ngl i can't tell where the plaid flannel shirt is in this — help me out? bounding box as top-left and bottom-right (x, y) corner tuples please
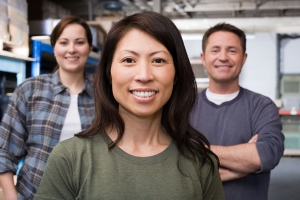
(0, 71), (95, 199)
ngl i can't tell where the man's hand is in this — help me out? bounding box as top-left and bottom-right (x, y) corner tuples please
(249, 134), (258, 143)
(219, 167), (248, 182)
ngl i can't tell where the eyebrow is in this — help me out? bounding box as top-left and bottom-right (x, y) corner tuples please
(210, 45), (238, 49)
(58, 37), (86, 40)
(119, 50), (169, 56)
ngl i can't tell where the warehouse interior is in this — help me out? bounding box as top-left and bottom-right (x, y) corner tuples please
(0, 0), (299, 199)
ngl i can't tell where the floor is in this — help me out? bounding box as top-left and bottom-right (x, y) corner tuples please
(268, 156), (300, 200)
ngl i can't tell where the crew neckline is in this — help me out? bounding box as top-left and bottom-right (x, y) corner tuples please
(101, 134), (177, 165)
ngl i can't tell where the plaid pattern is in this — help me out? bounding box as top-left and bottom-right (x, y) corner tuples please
(0, 71), (95, 199)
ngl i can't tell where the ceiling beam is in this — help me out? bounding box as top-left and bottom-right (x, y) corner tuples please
(184, 1), (300, 12)
(172, 16), (300, 33)
(259, 1), (300, 10)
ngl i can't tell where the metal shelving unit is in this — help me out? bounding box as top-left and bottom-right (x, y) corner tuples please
(0, 52), (34, 85)
(277, 34), (300, 156)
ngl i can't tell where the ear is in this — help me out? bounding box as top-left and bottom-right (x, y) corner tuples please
(242, 53), (248, 65)
(200, 52), (206, 67)
(89, 46), (93, 53)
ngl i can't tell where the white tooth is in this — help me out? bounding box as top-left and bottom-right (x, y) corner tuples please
(132, 91), (156, 98)
(67, 57), (78, 61)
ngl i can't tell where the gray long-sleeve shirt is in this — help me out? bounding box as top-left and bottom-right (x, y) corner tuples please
(190, 87), (285, 200)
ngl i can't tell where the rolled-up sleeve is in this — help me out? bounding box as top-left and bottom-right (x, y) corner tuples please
(0, 86), (28, 174)
(254, 101), (285, 172)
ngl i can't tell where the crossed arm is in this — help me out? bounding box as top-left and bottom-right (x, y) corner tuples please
(210, 134), (261, 182)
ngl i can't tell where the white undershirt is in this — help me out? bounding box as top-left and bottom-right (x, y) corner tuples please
(59, 94), (82, 142)
(206, 88), (240, 105)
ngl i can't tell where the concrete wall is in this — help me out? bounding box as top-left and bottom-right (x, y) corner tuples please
(281, 37), (300, 74)
(239, 32), (277, 100)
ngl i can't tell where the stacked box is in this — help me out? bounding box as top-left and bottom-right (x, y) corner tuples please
(0, 0), (10, 41)
(8, 0), (27, 16)
(7, 0), (29, 55)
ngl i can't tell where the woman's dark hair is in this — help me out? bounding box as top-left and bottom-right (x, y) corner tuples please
(202, 22), (246, 53)
(50, 15), (93, 72)
(77, 11), (219, 171)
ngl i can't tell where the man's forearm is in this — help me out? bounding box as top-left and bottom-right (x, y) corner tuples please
(219, 167), (248, 182)
(211, 143), (261, 173)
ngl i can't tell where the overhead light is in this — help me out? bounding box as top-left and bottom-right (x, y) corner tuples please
(31, 36), (50, 40)
(102, 0), (122, 11)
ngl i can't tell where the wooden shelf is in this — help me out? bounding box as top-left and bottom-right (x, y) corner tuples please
(279, 109), (300, 116)
(190, 59), (202, 65)
(0, 51), (35, 62)
(284, 149), (300, 156)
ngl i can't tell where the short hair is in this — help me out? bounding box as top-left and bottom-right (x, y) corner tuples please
(202, 23), (246, 53)
(77, 11), (218, 171)
(50, 15), (93, 48)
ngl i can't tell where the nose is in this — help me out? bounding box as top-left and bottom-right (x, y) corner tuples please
(134, 62), (154, 83)
(218, 50), (228, 61)
(68, 43), (76, 53)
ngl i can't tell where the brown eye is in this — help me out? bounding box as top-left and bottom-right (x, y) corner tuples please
(153, 58), (165, 63)
(123, 58), (135, 63)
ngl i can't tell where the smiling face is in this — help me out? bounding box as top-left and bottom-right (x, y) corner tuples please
(54, 23), (92, 74)
(110, 29), (175, 119)
(201, 31), (247, 92)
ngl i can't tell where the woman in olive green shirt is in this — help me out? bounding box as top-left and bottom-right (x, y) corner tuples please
(35, 11), (225, 200)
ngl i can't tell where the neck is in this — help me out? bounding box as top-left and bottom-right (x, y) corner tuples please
(208, 80), (240, 94)
(59, 69), (85, 94)
(108, 112), (171, 156)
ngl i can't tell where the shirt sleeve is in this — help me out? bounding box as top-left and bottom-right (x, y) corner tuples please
(0, 85), (28, 173)
(254, 100), (285, 172)
(34, 143), (75, 200)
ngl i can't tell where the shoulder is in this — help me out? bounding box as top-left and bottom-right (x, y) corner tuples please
(16, 74), (53, 91)
(53, 134), (106, 157)
(11, 74), (53, 99)
(194, 89), (207, 106)
(199, 153), (219, 175)
(240, 87), (276, 108)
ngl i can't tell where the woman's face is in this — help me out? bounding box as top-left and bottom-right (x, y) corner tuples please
(110, 29), (175, 119)
(54, 23), (92, 74)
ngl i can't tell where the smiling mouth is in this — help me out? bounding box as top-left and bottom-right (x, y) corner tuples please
(65, 57), (79, 61)
(216, 65), (231, 68)
(131, 91), (157, 98)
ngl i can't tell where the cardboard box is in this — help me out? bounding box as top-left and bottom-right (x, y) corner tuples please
(8, 0), (27, 16)
(0, 16), (10, 41)
(8, 5), (27, 24)
(0, 0), (8, 19)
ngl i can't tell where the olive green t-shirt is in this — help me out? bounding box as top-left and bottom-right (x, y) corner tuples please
(35, 134), (224, 200)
